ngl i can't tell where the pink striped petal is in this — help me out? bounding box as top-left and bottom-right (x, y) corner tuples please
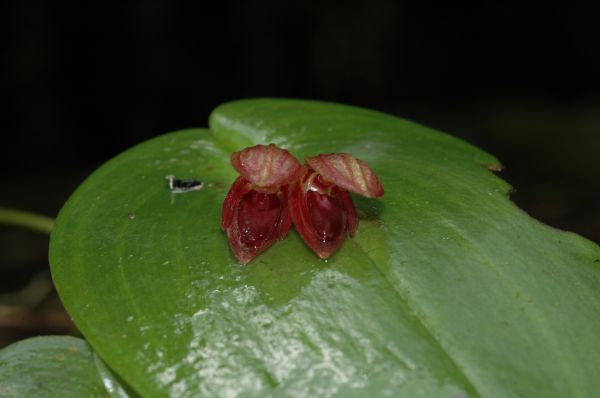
(231, 144), (301, 188)
(306, 153), (384, 198)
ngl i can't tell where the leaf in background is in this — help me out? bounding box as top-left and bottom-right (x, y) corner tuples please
(49, 99), (600, 397)
(0, 335), (133, 397)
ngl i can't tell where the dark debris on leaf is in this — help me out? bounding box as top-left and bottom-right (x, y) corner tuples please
(166, 175), (204, 194)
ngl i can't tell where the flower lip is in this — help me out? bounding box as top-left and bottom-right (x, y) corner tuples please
(305, 153), (384, 198)
(304, 170), (333, 195)
(231, 144), (302, 188)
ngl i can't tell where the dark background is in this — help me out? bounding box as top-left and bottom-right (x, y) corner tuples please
(1, 1), (599, 346)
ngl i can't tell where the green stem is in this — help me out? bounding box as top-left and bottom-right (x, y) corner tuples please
(0, 207), (54, 235)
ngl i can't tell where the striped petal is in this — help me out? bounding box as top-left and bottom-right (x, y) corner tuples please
(231, 144), (301, 188)
(306, 153), (384, 198)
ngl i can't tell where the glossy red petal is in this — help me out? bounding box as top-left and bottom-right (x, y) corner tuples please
(221, 177), (291, 264)
(289, 168), (352, 259)
(221, 176), (250, 231)
(275, 185), (293, 240)
(305, 153), (384, 198)
(231, 144), (301, 188)
(337, 188), (358, 237)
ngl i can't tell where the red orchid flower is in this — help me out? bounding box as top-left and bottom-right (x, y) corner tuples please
(289, 153), (384, 259)
(221, 144), (301, 264)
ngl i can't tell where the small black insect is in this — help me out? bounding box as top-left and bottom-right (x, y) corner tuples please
(165, 175), (203, 194)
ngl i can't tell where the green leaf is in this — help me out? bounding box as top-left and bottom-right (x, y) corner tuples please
(0, 336), (133, 397)
(49, 99), (600, 397)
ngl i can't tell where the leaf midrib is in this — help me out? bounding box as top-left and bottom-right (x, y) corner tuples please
(347, 236), (482, 398)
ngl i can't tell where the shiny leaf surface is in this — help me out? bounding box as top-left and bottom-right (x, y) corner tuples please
(50, 99), (600, 397)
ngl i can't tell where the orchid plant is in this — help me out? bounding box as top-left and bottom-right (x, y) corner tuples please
(221, 144), (384, 263)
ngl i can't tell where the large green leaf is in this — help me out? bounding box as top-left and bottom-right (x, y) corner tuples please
(0, 336), (132, 397)
(49, 99), (600, 397)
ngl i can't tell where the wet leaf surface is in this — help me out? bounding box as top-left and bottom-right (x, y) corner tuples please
(50, 99), (600, 397)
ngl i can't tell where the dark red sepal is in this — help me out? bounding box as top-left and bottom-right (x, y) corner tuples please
(289, 167), (358, 259)
(221, 177), (292, 264)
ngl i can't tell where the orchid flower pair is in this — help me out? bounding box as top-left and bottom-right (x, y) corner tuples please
(221, 144), (384, 264)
